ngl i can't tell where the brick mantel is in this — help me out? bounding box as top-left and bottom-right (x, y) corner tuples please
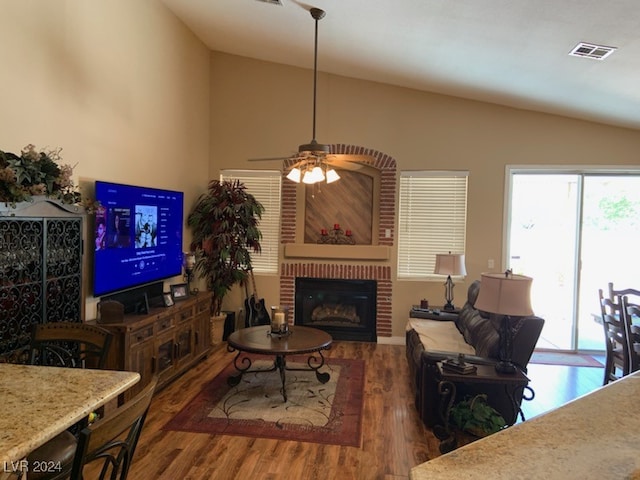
(279, 145), (397, 339)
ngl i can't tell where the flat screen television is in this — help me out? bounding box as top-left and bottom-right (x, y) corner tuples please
(93, 180), (184, 297)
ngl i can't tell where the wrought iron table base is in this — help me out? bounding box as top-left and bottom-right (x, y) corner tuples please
(227, 350), (330, 402)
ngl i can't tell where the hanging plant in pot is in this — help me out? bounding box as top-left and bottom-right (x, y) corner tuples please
(187, 179), (264, 316)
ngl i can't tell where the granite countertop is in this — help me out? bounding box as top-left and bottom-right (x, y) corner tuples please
(410, 371), (640, 479)
(0, 364), (140, 464)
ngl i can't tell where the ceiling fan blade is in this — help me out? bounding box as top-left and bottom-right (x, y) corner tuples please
(290, 0), (314, 13)
(327, 154), (374, 163)
(324, 154), (374, 170)
(248, 155), (291, 162)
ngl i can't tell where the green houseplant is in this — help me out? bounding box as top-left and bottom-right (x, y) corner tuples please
(187, 179), (264, 315)
(449, 394), (507, 438)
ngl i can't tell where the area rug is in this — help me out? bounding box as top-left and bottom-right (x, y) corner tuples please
(163, 356), (365, 447)
(530, 351), (603, 367)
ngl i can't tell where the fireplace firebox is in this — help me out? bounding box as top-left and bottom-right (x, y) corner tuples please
(294, 277), (377, 342)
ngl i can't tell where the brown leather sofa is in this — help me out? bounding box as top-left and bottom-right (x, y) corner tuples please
(406, 280), (544, 427)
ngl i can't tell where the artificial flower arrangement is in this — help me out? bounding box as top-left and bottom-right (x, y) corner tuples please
(0, 144), (82, 206)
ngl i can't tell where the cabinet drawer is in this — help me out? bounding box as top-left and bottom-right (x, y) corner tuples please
(177, 305), (194, 323)
(129, 325), (154, 346)
(195, 299), (210, 315)
(155, 315), (175, 332)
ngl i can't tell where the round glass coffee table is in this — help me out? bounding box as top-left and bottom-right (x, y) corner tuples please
(226, 325), (333, 402)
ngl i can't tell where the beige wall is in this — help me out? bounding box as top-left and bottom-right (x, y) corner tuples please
(1, 0), (211, 318)
(209, 51), (640, 339)
(3, 2), (639, 334)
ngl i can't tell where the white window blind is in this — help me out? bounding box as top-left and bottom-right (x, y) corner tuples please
(398, 171), (468, 278)
(220, 170), (281, 274)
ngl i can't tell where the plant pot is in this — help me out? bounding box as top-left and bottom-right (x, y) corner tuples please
(210, 314), (226, 346)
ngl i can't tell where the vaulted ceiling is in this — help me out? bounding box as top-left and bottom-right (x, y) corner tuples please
(162, 0), (640, 131)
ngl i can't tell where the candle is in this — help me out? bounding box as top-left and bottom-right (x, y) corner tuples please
(345, 229), (352, 236)
(334, 223), (340, 230)
(274, 312), (285, 325)
(321, 228), (328, 236)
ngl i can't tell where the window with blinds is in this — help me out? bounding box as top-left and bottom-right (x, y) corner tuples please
(220, 170), (281, 274)
(397, 171), (468, 278)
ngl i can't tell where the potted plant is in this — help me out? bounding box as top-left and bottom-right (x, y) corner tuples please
(187, 179), (264, 316)
(449, 394), (506, 438)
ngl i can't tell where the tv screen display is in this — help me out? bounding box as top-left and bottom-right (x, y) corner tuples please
(93, 181), (184, 297)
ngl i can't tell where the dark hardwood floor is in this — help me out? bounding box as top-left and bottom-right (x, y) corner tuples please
(118, 342), (603, 480)
(520, 360), (603, 421)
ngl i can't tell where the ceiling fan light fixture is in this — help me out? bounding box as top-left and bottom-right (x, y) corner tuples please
(298, 140), (330, 155)
(311, 165), (325, 182)
(302, 169), (316, 184)
(286, 167), (301, 183)
(326, 168), (340, 183)
(282, 7), (341, 186)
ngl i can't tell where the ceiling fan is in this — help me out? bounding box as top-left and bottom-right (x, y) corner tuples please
(249, 7), (369, 184)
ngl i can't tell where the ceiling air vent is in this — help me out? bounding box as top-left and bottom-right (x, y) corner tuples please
(569, 42), (616, 60)
(256, 0), (282, 5)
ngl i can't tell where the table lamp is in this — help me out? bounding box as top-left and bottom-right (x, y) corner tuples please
(474, 270), (534, 374)
(183, 251), (196, 294)
(434, 253), (467, 311)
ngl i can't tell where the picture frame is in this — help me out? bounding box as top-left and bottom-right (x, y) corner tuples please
(163, 292), (175, 307)
(134, 292), (150, 315)
(170, 283), (189, 301)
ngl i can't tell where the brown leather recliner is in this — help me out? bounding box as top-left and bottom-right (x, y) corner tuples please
(406, 280), (544, 427)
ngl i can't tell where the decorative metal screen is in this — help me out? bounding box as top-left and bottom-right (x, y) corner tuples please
(0, 216), (82, 362)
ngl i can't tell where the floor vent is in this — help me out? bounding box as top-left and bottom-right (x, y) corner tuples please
(569, 42), (616, 60)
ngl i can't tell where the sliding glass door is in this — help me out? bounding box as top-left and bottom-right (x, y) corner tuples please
(507, 170), (640, 352)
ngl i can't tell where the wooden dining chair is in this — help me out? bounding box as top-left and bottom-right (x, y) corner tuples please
(605, 283), (640, 378)
(68, 377), (157, 480)
(607, 282), (640, 308)
(621, 295), (640, 375)
(29, 321), (113, 369)
(599, 289), (630, 385)
(26, 322), (114, 480)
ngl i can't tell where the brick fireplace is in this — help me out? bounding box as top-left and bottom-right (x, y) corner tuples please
(279, 145), (397, 340)
(295, 277), (377, 341)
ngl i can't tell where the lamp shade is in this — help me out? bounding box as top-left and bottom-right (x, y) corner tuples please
(434, 253), (467, 276)
(286, 167), (301, 183)
(302, 169), (315, 184)
(183, 251), (196, 270)
(326, 168), (340, 183)
(311, 166), (325, 182)
(475, 272), (534, 316)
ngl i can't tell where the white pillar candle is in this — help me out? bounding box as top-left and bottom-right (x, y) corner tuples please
(274, 312), (285, 325)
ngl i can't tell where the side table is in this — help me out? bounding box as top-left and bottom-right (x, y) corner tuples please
(409, 306), (460, 321)
(433, 362), (533, 453)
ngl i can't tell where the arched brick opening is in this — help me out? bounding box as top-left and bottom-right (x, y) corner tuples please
(279, 145), (397, 339)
